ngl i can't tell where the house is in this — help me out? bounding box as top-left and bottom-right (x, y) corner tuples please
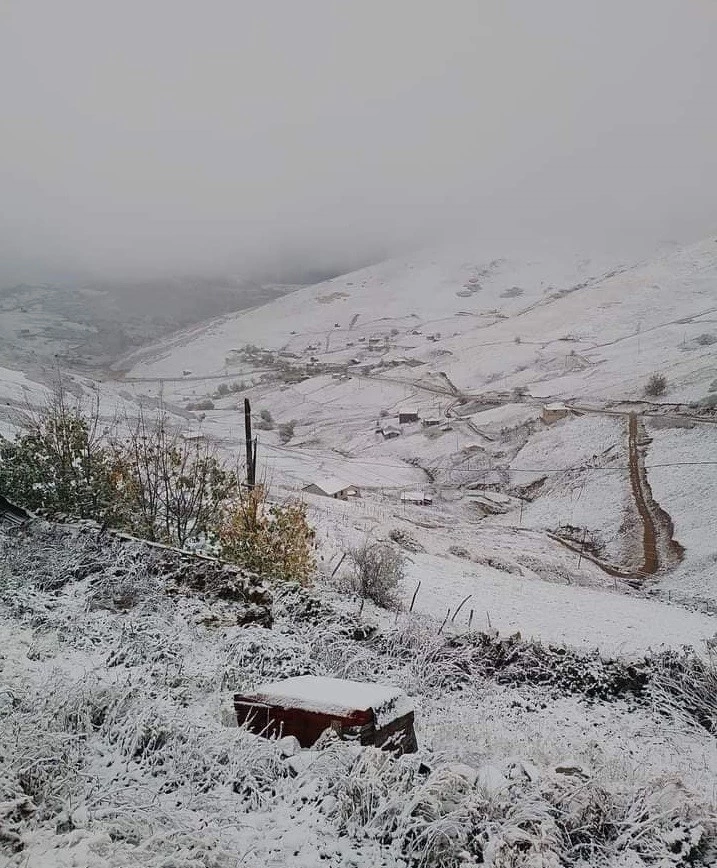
(380, 424), (401, 439)
(400, 491), (433, 506)
(541, 402), (571, 425)
(302, 478), (360, 500)
(398, 410), (420, 424)
(421, 416), (442, 428)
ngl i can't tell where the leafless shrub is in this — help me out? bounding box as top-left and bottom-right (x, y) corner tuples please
(389, 527), (425, 553)
(346, 540), (405, 609)
(278, 420), (296, 443)
(645, 372), (667, 397)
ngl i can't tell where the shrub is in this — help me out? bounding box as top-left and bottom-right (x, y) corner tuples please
(388, 527), (425, 553)
(346, 541), (404, 609)
(257, 409), (274, 431)
(696, 333), (716, 346)
(448, 544), (470, 559)
(0, 381), (117, 521)
(111, 409), (236, 547)
(645, 373), (667, 397)
(219, 487), (315, 585)
(278, 420), (296, 444)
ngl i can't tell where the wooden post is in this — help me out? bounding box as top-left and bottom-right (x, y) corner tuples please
(244, 398), (256, 489)
(577, 526), (587, 568)
(330, 552), (346, 578)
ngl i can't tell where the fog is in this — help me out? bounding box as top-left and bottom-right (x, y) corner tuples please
(1, 0), (716, 285)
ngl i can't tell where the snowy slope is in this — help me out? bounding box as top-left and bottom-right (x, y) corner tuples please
(118, 238), (717, 405)
(2, 236), (716, 650)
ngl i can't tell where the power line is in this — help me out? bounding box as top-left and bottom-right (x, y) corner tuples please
(260, 440), (717, 475)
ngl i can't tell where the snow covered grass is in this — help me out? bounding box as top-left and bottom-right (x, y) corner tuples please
(2, 520), (717, 866)
(646, 422), (717, 606)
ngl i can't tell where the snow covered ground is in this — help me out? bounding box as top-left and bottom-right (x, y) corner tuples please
(2, 235), (717, 866)
(2, 521), (717, 867)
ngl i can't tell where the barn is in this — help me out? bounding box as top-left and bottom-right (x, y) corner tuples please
(302, 478), (360, 500)
(398, 410), (420, 424)
(541, 402), (571, 424)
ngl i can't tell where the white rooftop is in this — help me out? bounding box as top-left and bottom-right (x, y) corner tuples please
(401, 491), (432, 501)
(303, 477), (352, 495)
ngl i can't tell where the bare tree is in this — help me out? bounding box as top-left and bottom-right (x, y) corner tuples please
(346, 540), (405, 609)
(112, 408), (236, 547)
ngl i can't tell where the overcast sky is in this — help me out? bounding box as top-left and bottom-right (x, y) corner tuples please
(1, 0), (716, 283)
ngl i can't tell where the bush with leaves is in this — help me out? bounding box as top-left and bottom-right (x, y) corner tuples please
(0, 382), (118, 522)
(346, 540), (404, 609)
(218, 486), (315, 584)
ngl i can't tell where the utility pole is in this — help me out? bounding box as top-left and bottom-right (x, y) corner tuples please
(244, 398), (257, 489)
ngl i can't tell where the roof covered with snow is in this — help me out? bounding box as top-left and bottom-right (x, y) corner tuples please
(303, 477), (354, 495)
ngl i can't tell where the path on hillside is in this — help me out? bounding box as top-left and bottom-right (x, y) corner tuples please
(549, 412), (684, 584)
(627, 413), (684, 577)
(628, 413), (658, 576)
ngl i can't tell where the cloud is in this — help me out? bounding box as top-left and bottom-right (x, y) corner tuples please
(1, 0), (715, 283)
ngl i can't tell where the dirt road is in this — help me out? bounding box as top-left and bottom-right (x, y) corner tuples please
(627, 413), (684, 578)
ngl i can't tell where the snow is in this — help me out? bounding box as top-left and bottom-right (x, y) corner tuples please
(249, 676), (413, 727)
(2, 235), (717, 864)
(402, 550), (717, 657)
(647, 421), (717, 604)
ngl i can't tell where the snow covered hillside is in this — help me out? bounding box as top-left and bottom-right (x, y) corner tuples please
(1, 238), (716, 640)
(1, 237), (717, 867)
(104, 237), (717, 617)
